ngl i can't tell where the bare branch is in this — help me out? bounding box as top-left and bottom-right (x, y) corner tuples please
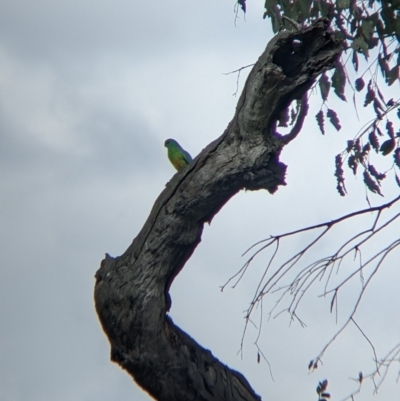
(341, 342), (400, 401)
(222, 64), (255, 96)
(350, 318), (379, 373)
(239, 195), (399, 258)
(226, 196), (400, 360)
(222, 64), (255, 76)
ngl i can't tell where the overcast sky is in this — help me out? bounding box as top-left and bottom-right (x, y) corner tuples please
(1, 1), (399, 401)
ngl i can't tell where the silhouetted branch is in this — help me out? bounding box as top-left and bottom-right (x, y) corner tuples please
(341, 342), (400, 401)
(223, 196), (400, 363)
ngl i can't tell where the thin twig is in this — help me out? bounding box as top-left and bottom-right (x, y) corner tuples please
(226, 196), (400, 364)
(222, 64), (255, 96)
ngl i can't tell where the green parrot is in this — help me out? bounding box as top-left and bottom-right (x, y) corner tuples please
(164, 139), (193, 171)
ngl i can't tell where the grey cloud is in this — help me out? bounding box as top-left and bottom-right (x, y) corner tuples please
(0, 0), (264, 64)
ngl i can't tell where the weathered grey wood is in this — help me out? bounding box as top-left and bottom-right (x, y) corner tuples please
(94, 19), (343, 401)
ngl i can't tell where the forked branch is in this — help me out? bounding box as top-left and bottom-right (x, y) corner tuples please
(222, 196), (400, 370)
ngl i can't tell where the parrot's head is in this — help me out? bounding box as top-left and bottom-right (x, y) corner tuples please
(164, 138), (179, 149)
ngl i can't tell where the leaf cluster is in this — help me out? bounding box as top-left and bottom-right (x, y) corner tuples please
(334, 103), (400, 197)
(316, 379), (331, 401)
(314, 63), (400, 197)
(260, 0), (400, 69)
(237, 0), (400, 196)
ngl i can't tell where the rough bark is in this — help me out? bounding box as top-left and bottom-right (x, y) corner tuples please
(94, 19), (343, 401)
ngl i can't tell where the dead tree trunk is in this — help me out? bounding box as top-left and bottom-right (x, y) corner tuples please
(94, 19), (343, 401)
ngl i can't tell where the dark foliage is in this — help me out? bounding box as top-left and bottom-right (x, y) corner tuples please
(237, 0), (400, 196)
